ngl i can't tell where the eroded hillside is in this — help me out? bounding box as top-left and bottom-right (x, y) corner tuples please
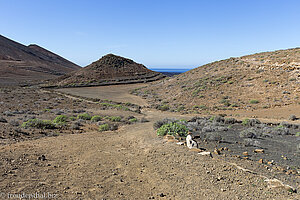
(135, 48), (300, 113)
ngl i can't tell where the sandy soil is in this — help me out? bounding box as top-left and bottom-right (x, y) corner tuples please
(57, 84), (148, 106)
(0, 85), (299, 199)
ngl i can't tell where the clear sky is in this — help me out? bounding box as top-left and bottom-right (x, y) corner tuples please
(1, 0), (300, 69)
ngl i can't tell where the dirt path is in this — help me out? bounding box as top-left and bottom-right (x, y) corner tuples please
(56, 83), (148, 106)
(0, 107), (299, 200)
(0, 87), (299, 199)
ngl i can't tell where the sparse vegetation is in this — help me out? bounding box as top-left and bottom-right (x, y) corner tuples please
(242, 118), (250, 126)
(129, 118), (138, 123)
(91, 115), (102, 122)
(249, 99), (259, 104)
(104, 116), (122, 122)
(157, 104), (169, 111)
(156, 122), (188, 137)
(99, 124), (109, 132)
(53, 115), (68, 124)
(100, 102), (130, 111)
(77, 113), (91, 120)
(22, 119), (56, 129)
(69, 116), (76, 121)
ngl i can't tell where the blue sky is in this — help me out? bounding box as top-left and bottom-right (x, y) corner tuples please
(1, 0), (300, 69)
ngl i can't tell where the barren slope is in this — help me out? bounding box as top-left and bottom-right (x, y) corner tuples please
(136, 48), (300, 112)
(0, 35), (80, 85)
(54, 54), (165, 87)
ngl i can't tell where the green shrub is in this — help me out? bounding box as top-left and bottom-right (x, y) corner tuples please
(249, 99), (259, 104)
(230, 103), (239, 107)
(129, 118), (138, 123)
(53, 115), (68, 124)
(91, 115), (102, 122)
(276, 125), (284, 129)
(99, 124), (109, 132)
(176, 106), (185, 112)
(69, 116), (76, 121)
(156, 122), (188, 137)
(77, 113), (91, 120)
(104, 116), (121, 122)
(22, 119), (56, 129)
(192, 89), (200, 97)
(242, 118), (250, 126)
(100, 103), (130, 111)
(295, 132), (300, 137)
(158, 104), (169, 111)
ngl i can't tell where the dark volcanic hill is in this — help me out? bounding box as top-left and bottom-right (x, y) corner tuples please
(0, 35), (80, 85)
(135, 48), (300, 112)
(55, 54), (165, 87)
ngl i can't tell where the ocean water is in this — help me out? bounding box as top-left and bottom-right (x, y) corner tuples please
(150, 68), (191, 73)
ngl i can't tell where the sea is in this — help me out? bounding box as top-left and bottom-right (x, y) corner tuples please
(150, 68), (191, 76)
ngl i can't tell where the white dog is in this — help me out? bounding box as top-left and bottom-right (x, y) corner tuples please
(186, 134), (198, 149)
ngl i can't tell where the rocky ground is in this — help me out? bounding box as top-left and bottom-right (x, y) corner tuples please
(0, 87), (142, 145)
(134, 48), (300, 113)
(0, 85), (299, 199)
(154, 116), (300, 189)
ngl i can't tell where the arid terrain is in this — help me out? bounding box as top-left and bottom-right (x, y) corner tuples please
(52, 54), (165, 88)
(0, 44), (299, 199)
(135, 48), (300, 113)
(0, 35), (80, 86)
(0, 83), (299, 200)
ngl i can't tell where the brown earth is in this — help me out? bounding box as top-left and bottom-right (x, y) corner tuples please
(56, 83), (149, 106)
(53, 54), (165, 87)
(135, 48), (300, 113)
(0, 35), (80, 86)
(0, 84), (299, 199)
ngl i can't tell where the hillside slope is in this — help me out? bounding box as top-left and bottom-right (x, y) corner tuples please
(55, 54), (165, 87)
(0, 35), (80, 85)
(135, 48), (300, 112)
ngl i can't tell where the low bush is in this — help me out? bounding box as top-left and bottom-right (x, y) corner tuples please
(69, 116), (76, 121)
(156, 122), (188, 137)
(129, 118), (138, 123)
(53, 115), (68, 124)
(91, 115), (102, 122)
(157, 104), (169, 111)
(99, 124), (109, 131)
(100, 103), (130, 111)
(77, 113), (91, 120)
(98, 123), (118, 131)
(242, 118), (250, 126)
(249, 99), (259, 104)
(209, 116), (215, 121)
(105, 116), (122, 122)
(22, 119), (56, 129)
(153, 118), (176, 130)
